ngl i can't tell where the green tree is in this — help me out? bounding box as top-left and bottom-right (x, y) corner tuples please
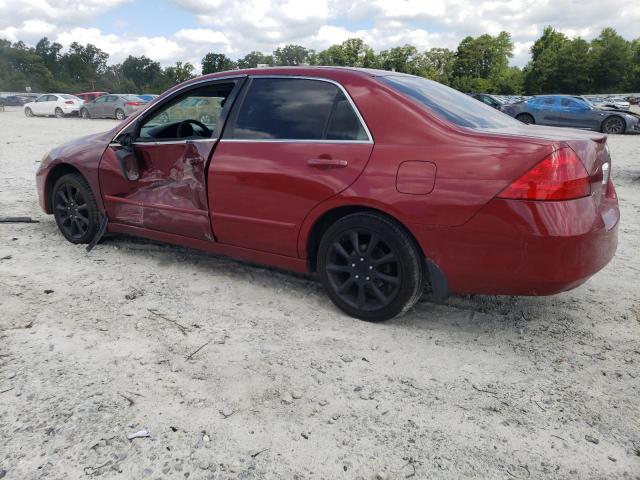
(273, 44), (311, 66)
(412, 48), (455, 84)
(589, 28), (631, 92)
(237, 51), (273, 68)
(121, 55), (164, 91)
(164, 61), (195, 84)
(315, 38), (378, 67)
(377, 44), (420, 73)
(61, 42), (109, 89)
(201, 53), (236, 74)
(451, 32), (513, 92)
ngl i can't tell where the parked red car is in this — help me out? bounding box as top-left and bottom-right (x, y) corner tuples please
(36, 68), (619, 321)
(75, 91), (108, 103)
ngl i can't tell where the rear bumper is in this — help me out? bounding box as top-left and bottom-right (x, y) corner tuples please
(412, 188), (619, 296)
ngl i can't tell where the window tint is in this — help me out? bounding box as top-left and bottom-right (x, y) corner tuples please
(542, 97), (556, 105)
(561, 98), (583, 108)
(105, 96), (118, 102)
(227, 78), (335, 140)
(326, 91), (368, 141)
(379, 75), (519, 129)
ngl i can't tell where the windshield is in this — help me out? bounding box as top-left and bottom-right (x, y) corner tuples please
(379, 75), (520, 129)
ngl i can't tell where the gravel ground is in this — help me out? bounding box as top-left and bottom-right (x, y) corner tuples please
(0, 106), (639, 479)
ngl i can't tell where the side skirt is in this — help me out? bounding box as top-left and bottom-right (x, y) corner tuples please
(107, 222), (309, 274)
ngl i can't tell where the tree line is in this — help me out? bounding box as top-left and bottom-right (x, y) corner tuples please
(1, 26), (638, 95)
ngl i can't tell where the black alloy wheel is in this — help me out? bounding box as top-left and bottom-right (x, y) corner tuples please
(516, 113), (534, 125)
(52, 174), (99, 244)
(318, 212), (425, 321)
(602, 116), (625, 134)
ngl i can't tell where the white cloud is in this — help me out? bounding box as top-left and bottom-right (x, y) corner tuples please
(2, 0), (639, 69)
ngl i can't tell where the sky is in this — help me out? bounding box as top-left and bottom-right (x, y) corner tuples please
(0, 0), (638, 71)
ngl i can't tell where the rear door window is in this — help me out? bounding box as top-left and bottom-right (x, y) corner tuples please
(225, 77), (369, 141)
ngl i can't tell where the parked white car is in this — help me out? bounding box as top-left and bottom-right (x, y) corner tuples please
(604, 96), (631, 110)
(24, 94), (83, 118)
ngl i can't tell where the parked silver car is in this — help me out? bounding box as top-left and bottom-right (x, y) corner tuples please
(79, 94), (147, 120)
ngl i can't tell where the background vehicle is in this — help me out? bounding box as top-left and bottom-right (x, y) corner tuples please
(604, 96), (630, 110)
(626, 96), (640, 105)
(469, 93), (507, 110)
(2, 95), (30, 106)
(137, 94), (158, 102)
(24, 94), (83, 118)
(36, 68), (619, 321)
(80, 94), (147, 120)
(153, 96), (222, 127)
(75, 91), (108, 103)
(502, 95), (640, 134)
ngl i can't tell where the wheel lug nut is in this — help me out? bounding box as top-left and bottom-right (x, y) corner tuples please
(360, 258), (364, 262)
(368, 265), (373, 270)
(351, 263), (356, 267)
(366, 276), (370, 281)
(355, 275), (359, 279)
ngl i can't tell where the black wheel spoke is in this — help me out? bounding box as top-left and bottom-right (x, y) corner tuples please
(332, 241), (351, 260)
(365, 233), (379, 255)
(351, 231), (360, 255)
(327, 263), (351, 273)
(356, 284), (366, 308)
(375, 271), (400, 286)
(338, 277), (356, 294)
(373, 252), (396, 266)
(370, 282), (388, 304)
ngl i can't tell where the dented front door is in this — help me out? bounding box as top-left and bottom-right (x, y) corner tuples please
(99, 139), (215, 240)
(98, 77), (244, 241)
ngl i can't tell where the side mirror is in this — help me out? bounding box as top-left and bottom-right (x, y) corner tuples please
(115, 134), (139, 181)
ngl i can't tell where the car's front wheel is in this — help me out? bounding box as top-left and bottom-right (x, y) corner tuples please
(602, 116), (625, 134)
(24, 107), (33, 117)
(81, 108), (90, 119)
(317, 212), (425, 321)
(516, 113), (535, 124)
(51, 174), (99, 244)
(54, 107), (64, 118)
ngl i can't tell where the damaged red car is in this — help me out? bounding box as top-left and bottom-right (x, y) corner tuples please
(36, 67), (619, 321)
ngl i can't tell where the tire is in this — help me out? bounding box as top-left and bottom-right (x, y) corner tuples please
(317, 212), (425, 321)
(601, 116), (625, 135)
(55, 107), (64, 118)
(115, 109), (125, 120)
(516, 113), (535, 125)
(24, 107), (33, 117)
(51, 173), (100, 244)
(81, 108), (90, 119)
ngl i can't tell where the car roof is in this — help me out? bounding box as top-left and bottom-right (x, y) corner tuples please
(199, 66), (409, 83)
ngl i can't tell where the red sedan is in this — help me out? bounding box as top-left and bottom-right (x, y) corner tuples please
(35, 67), (619, 321)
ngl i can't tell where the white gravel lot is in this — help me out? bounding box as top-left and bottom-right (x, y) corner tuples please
(0, 106), (639, 479)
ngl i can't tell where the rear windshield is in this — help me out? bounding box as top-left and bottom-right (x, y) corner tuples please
(379, 75), (520, 129)
(61, 94), (79, 100)
(123, 95), (144, 101)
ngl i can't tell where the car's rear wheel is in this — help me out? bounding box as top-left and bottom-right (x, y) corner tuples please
(115, 109), (125, 120)
(317, 212), (425, 321)
(52, 174), (99, 244)
(516, 113), (534, 124)
(81, 108), (90, 119)
(602, 116), (625, 134)
(25, 107), (33, 117)
(55, 107), (64, 118)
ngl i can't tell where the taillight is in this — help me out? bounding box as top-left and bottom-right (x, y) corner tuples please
(126, 102), (141, 106)
(65, 100), (74, 104)
(497, 147), (590, 201)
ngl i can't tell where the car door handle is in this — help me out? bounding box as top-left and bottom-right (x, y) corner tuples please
(307, 158), (348, 168)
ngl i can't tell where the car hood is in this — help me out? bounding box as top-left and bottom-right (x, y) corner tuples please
(47, 128), (117, 164)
